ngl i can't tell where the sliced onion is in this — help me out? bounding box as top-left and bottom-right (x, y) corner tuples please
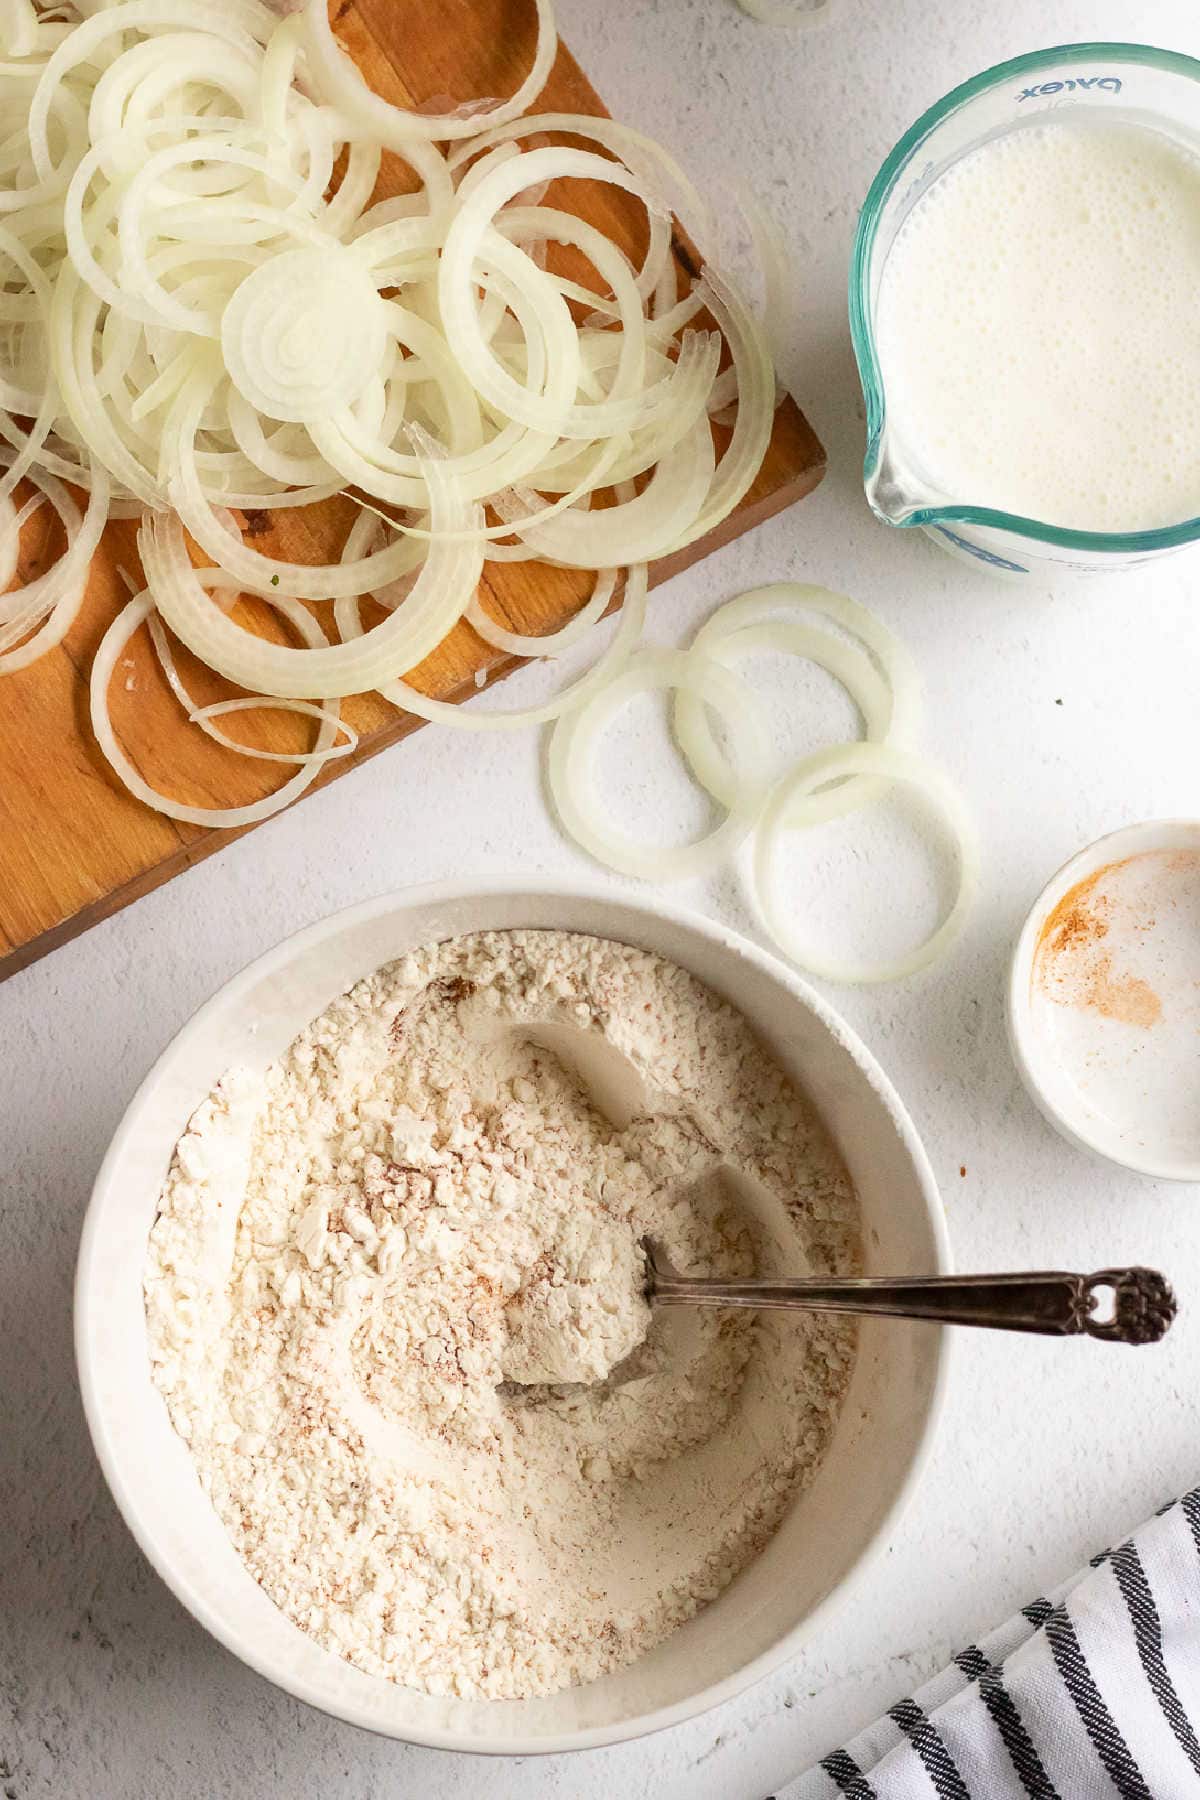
(673, 616), (890, 812)
(467, 568), (617, 658)
(145, 445), (483, 696)
(221, 244), (388, 424)
(301, 0), (555, 145)
(146, 612), (357, 765)
(499, 415), (715, 567)
(0, 0), (799, 919)
(672, 270), (774, 548)
(337, 510), (648, 730)
(28, 0), (275, 180)
(50, 266), (166, 503)
(190, 697), (355, 759)
(0, 460), (110, 672)
(225, 386), (338, 486)
(723, 585), (922, 730)
(1, 0), (38, 60)
(446, 110), (717, 253)
(114, 136), (313, 334)
(1, 3), (784, 661)
(674, 582), (920, 817)
(438, 145), (675, 437)
(163, 377), (457, 602)
(0, 485), (44, 589)
(733, 184), (793, 371)
(547, 645), (769, 879)
(754, 741), (979, 984)
(90, 585), (347, 825)
(0, 473), (80, 632)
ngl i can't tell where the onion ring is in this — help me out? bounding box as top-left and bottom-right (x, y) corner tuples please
(548, 645), (769, 879)
(754, 741), (979, 984)
(674, 583), (920, 819)
(90, 586), (347, 826)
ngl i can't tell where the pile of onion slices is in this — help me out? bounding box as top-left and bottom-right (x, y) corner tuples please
(0, 0), (773, 809)
(0, 0), (974, 984)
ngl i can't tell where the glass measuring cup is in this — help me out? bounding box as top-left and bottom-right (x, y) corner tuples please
(849, 43), (1200, 577)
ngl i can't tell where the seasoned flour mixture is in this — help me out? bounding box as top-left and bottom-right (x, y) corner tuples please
(146, 930), (859, 1699)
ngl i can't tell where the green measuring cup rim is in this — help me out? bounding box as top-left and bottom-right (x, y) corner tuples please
(850, 41), (1200, 556)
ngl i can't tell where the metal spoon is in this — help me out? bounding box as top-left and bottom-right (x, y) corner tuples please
(644, 1240), (1177, 1344)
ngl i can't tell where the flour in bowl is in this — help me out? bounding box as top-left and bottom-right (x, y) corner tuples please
(145, 930), (859, 1699)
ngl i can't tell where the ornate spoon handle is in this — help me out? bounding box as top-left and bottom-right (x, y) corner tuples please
(646, 1250), (1176, 1345)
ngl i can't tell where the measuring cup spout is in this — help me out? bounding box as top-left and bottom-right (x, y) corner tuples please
(863, 430), (932, 527)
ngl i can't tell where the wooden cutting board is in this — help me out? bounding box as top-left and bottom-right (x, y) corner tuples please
(0, 0), (825, 983)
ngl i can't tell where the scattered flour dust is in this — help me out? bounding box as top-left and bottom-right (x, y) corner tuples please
(145, 930), (860, 1699)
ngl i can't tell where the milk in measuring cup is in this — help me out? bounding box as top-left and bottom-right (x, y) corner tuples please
(874, 118), (1200, 532)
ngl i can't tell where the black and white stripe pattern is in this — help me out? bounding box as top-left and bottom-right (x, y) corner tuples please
(819, 1749), (875, 1797)
(887, 1696), (972, 1797)
(781, 1486), (1200, 1800)
(1041, 1599), (1154, 1799)
(952, 1645), (1059, 1797)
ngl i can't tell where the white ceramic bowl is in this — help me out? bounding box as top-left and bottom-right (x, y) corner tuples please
(76, 879), (949, 1754)
(1008, 821), (1200, 1181)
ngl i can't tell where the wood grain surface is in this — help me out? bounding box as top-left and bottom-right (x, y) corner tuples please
(0, 0), (825, 982)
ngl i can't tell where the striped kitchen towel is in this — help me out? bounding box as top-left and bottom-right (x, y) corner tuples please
(782, 1487), (1200, 1799)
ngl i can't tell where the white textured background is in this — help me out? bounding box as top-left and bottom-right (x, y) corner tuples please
(5, 2), (1200, 1796)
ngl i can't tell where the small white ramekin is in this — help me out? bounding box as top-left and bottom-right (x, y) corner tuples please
(76, 878), (949, 1754)
(1008, 821), (1200, 1181)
